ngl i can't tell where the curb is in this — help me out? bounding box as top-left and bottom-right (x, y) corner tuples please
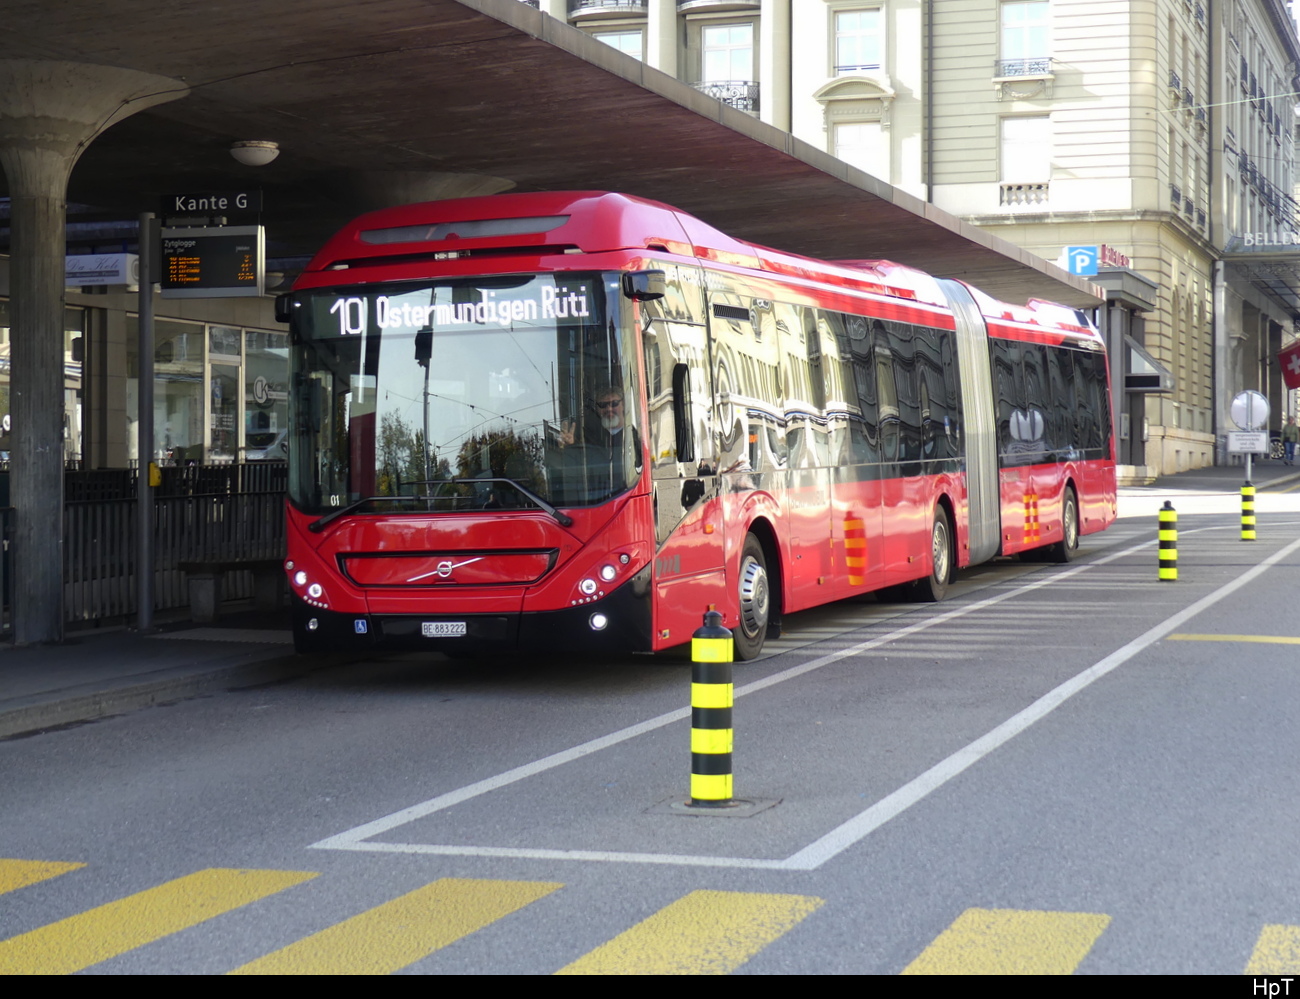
(0, 649), (350, 741)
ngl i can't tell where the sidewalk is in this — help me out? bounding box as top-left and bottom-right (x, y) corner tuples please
(5, 457), (1300, 741)
(0, 606), (346, 740)
(1136, 455), (1300, 493)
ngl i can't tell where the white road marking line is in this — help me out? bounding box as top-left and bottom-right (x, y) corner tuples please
(780, 532), (1300, 870)
(311, 533), (1300, 868)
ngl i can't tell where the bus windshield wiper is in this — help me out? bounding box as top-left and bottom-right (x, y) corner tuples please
(416, 477), (575, 527)
(310, 480), (575, 532)
(308, 495), (426, 533)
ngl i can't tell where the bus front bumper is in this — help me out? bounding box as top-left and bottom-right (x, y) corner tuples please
(291, 565), (652, 655)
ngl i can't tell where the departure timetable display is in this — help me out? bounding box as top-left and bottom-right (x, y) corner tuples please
(159, 225), (265, 299)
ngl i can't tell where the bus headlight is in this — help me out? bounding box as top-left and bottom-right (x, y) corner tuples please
(589, 613), (609, 631)
(290, 567), (331, 609)
(599, 564), (617, 582)
(579, 578), (598, 595)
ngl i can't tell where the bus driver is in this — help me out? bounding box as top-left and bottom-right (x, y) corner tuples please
(558, 384), (643, 493)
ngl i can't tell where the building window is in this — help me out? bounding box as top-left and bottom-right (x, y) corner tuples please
(593, 29), (643, 59)
(999, 1), (1050, 76)
(1000, 116), (1051, 205)
(834, 121), (888, 179)
(835, 9), (883, 75)
(702, 23), (754, 82)
(1001, 116), (1051, 180)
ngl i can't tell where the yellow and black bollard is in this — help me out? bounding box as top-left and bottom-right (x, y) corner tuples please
(1241, 481), (1256, 541)
(690, 610), (734, 806)
(1158, 500), (1178, 582)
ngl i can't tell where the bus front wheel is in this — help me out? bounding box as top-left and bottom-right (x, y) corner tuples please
(734, 534), (771, 660)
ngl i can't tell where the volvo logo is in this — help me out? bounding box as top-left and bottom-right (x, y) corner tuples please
(407, 557), (483, 583)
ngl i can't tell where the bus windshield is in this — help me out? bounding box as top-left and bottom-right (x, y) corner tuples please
(288, 272), (640, 517)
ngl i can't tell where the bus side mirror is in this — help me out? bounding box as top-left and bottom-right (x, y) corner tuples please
(275, 293), (297, 325)
(622, 270), (666, 301)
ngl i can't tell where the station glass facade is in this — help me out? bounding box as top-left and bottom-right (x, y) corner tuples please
(0, 297), (86, 463)
(125, 316), (288, 463)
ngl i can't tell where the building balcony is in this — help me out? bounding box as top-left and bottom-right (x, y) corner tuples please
(993, 58), (1054, 99)
(999, 182), (1048, 207)
(1169, 70), (1182, 95)
(518, 0), (539, 7)
(996, 57), (1053, 77)
(677, 0), (760, 11)
(569, 0), (647, 20)
(692, 80), (760, 113)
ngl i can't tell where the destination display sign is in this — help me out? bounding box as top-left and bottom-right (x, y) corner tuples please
(160, 225), (265, 299)
(316, 281), (594, 337)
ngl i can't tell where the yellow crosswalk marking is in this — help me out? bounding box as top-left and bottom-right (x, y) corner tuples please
(0, 859), (84, 895)
(0, 867), (315, 975)
(555, 889), (823, 975)
(229, 878), (562, 975)
(1245, 925), (1300, 974)
(901, 908), (1110, 975)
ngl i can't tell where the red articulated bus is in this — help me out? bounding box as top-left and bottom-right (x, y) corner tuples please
(277, 191), (1115, 658)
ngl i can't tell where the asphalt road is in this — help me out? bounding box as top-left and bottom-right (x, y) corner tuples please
(4, 487), (1300, 975)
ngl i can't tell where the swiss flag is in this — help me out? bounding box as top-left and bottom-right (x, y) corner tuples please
(1282, 342), (1300, 390)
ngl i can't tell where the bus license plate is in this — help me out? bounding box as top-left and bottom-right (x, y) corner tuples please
(423, 621), (467, 638)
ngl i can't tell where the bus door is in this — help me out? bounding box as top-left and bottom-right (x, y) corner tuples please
(872, 322), (917, 585)
(777, 303), (832, 611)
(824, 312), (885, 598)
(643, 309), (724, 647)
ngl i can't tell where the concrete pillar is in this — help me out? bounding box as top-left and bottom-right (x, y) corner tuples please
(540, 0), (568, 20)
(647, 0), (679, 78)
(759, 0), (791, 130)
(0, 59), (187, 644)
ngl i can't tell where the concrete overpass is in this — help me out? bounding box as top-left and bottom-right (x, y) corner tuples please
(1, 0), (1101, 643)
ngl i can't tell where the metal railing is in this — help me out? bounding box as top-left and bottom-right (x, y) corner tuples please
(63, 490), (287, 624)
(0, 464), (290, 630)
(996, 58), (1052, 77)
(692, 80), (760, 113)
(569, 0), (645, 11)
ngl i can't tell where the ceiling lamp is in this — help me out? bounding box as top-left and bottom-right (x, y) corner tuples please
(230, 140), (279, 167)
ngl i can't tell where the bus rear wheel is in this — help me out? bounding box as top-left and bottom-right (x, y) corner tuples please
(1047, 487), (1080, 564)
(734, 534), (770, 661)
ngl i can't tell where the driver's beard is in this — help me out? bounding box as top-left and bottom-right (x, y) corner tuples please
(601, 416), (622, 431)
